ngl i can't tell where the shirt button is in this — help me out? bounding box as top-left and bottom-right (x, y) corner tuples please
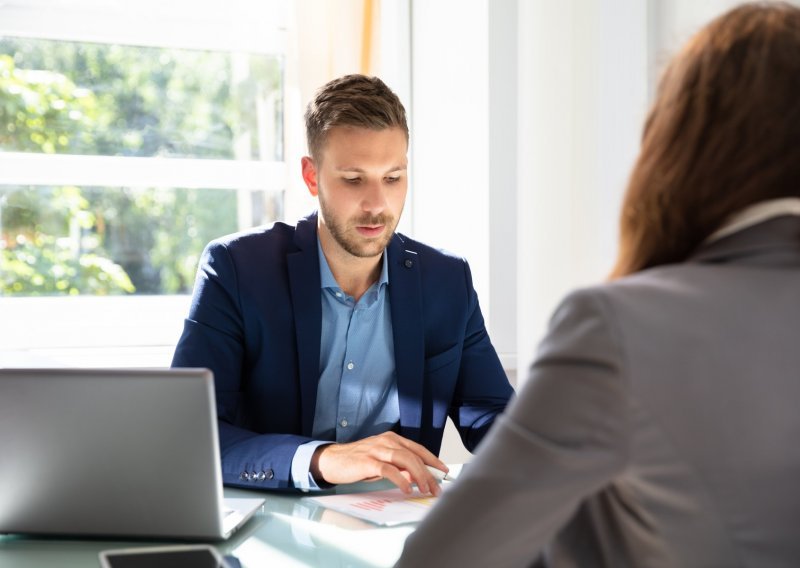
(346, 362), (355, 370)
(340, 418), (348, 428)
(335, 291), (343, 297)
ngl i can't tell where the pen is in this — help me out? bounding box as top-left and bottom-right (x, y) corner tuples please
(426, 465), (452, 482)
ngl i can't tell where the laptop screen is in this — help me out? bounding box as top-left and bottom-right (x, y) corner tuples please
(0, 367), (230, 539)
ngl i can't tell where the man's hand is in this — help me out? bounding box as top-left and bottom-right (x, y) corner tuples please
(310, 432), (449, 495)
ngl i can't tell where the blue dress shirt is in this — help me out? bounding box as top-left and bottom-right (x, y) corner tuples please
(290, 238), (399, 490)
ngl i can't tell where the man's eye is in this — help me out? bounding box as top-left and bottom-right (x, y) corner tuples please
(385, 176), (400, 183)
(344, 177), (361, 184)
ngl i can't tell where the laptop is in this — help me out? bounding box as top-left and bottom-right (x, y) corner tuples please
(0, 367), (264, 541)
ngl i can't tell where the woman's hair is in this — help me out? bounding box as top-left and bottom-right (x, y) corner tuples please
(611, 2), (800, 278)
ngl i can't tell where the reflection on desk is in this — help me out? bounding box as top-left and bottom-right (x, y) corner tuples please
(0, 481), (420, 568)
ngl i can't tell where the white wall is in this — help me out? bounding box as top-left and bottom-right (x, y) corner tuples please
(514, 1), (648, 383)
(409, 0), (491, 310)
(408, 0), (519, 370)
(488, 0), (519, 370)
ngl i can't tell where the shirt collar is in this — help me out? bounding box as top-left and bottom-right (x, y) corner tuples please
(705, 197), (800, 244)
(317, 235), (390, 291)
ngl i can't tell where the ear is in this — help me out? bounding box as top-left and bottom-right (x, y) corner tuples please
(301, 156), (319, 197)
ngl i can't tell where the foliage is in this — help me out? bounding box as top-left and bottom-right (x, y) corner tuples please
(1, 233), (135, 295)
(0, 53), (99, 154)
(0, 37), (281, 296)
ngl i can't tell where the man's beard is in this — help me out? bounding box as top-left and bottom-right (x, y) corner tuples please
(318, 194), (397, 258)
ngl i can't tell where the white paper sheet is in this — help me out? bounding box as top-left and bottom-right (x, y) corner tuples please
(306, 486), (446, 527)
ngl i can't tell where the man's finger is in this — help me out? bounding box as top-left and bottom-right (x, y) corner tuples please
(372, 447), (440, 495)
(393, 436), (448, 470)
(377, 463), (413, 494)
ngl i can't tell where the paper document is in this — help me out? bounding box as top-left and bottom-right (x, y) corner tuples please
(306, 486), (446, 527)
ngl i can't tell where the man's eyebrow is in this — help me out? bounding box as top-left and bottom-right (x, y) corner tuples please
(335, 165), (408, 173)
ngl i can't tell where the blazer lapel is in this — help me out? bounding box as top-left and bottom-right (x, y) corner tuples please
(287, 214), (322, 437)
(388, 235), (426, 440)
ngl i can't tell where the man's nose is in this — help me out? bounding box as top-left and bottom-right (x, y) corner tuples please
(360, 181), (387, 215)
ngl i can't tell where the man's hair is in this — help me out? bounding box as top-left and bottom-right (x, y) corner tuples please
(304, 74), (409, 162)
(611, 1), (800, 278)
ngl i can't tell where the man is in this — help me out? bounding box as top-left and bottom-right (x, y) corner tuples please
(172, 74), (513, 494)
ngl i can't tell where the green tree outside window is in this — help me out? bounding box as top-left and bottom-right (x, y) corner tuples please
(1, 38), (282, 296)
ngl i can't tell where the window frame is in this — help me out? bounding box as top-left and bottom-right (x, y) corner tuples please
(1, 0), (290, 366)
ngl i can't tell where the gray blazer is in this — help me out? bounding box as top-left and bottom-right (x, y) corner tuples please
(398, 216), (800, 568)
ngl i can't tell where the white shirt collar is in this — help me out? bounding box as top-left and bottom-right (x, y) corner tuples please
(705, 197), (800, 243)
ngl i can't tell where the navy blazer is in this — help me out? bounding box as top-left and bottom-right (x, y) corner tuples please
(172, 213), (513, 489)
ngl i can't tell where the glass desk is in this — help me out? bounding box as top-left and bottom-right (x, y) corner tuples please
(0, 482), (416, 568)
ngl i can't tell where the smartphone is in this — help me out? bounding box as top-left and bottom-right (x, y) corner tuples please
(99, 544), (229, 568)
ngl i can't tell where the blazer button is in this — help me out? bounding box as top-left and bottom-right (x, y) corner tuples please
(404, 259), (413, 268)
(239, 471), (250, 481)
(256, 471), (266, 481)
(265, 469), (274, 480)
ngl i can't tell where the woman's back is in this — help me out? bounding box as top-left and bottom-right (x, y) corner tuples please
(552, 215), (800, 566)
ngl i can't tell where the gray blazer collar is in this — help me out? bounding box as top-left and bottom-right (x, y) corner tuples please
(690, 216), (800, 267)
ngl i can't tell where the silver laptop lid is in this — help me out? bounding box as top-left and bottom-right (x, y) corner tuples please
(0, 367), (228, 540)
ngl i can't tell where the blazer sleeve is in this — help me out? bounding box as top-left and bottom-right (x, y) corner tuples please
(398, 288), (631, 568)
(448, 259), (515, 451)
(172, 240), (312, 489)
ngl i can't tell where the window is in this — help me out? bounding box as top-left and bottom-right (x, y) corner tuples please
(2, 15), (285, 297)
(1, 0), (289, 365)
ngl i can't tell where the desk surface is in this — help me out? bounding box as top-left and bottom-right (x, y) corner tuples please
(0, 483), (417, 568)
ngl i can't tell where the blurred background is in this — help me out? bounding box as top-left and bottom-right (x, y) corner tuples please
(2, 0), (791, 390)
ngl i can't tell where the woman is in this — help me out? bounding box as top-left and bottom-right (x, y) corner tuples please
(398, 3), (800, 567)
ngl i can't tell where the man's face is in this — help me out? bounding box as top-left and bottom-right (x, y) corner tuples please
(302, 126), (408, 259)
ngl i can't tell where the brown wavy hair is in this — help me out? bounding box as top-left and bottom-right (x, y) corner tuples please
(611, 2), (800, 278)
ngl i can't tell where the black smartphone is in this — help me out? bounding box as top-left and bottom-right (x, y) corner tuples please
(99, 545), (229, 568)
